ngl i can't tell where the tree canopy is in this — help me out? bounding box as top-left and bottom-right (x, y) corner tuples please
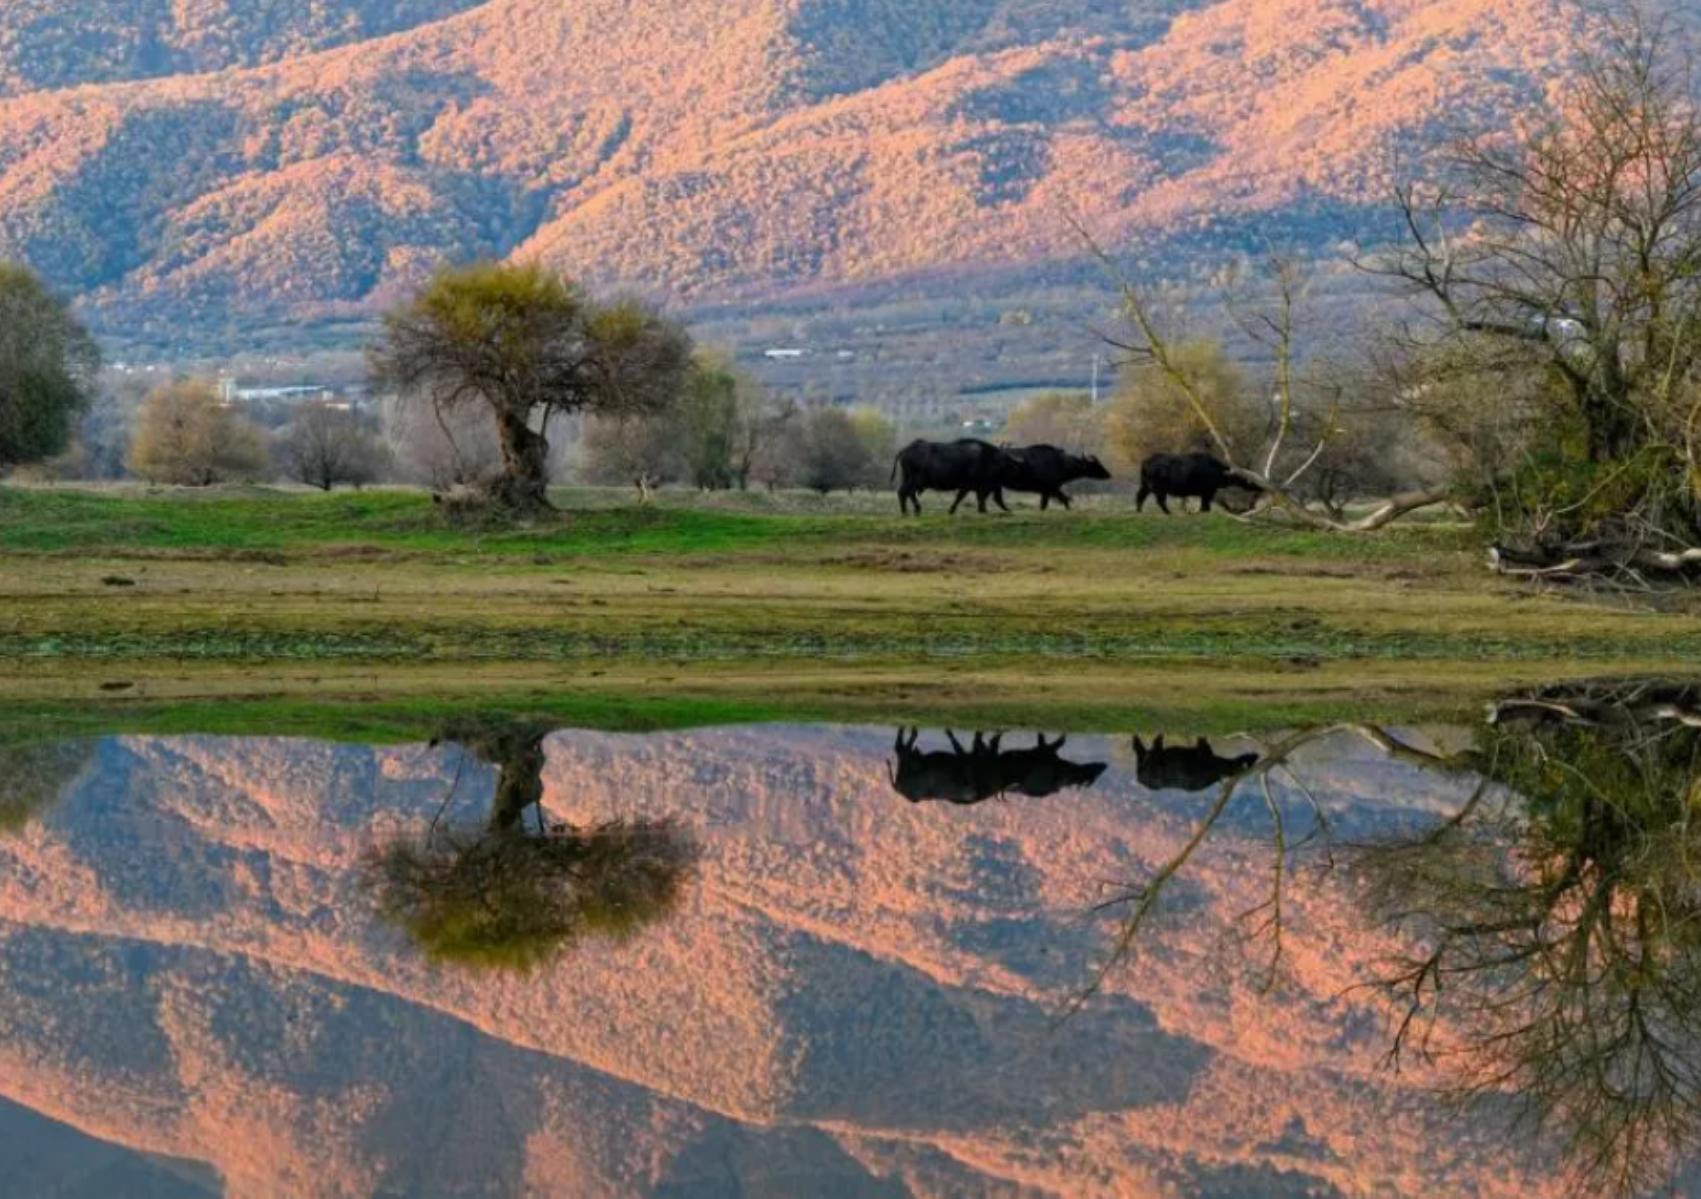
(371, 261), (692, 514)
(0, 262), (99, 473)
(127, 379), (268, 486)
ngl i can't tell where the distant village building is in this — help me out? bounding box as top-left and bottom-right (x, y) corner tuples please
(217, 377), (347, 409)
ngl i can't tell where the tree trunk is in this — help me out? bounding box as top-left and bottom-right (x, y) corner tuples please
(489, 407), (552, 514)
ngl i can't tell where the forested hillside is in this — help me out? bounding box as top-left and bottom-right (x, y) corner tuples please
(0, 0), (1595, 345)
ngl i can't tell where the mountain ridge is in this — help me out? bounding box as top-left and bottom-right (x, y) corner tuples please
(0, 0), (1594, 348)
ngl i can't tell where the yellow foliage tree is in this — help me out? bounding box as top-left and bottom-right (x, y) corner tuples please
(127, 379), (268, 485)
(1002, 392), (1103, 452)
(1101, 340), (1266, 473)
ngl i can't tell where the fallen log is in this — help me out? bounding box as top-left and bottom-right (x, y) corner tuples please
(1489, 539), (1701, 582)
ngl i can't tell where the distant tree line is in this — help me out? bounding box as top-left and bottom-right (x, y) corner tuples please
(0, 259), (902, 504)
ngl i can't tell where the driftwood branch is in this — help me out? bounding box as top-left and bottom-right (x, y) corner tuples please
(1489, 540), (1701, 581)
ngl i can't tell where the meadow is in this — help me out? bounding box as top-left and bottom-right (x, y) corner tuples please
(3, 484), (1699, 735)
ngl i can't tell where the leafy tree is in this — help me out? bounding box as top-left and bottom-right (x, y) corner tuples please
(1101, 339), (1265, 472)
(127, 379), (268, 485)
(0, 263), (99, 474)
(0, 739), (92, 834)
(670, 351), (791, 491)
(277, 400), (388, 490)
(677, 353), (741, 489)
(371, 262), (692, 515)
(799, 407), (873, 494)
(847, 406), (897, 489)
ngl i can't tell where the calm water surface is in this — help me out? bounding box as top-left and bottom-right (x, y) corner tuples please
(3, 685), (1700, 1197)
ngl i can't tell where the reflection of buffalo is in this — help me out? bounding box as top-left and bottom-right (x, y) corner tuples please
(1132, 734), (1258, 793)
(888, 729), (1108, 805)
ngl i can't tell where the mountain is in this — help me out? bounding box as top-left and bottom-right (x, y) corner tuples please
(0, 0), (1592, 356)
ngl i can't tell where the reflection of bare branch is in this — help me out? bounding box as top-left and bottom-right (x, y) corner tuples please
(1078, 725), (1355, 1012)
(1088, 681), (1701, 1195)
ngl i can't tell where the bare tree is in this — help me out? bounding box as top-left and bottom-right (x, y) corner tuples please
(1081, 230), (1453, 531)
(1083, 679), (1701, 1196)
(578, 411), (682, 502)
(741, 397), (802, 491)
(277, 400), (388, 491)
(1376, 11), (1701, 575)
(379, 391), (503, 491)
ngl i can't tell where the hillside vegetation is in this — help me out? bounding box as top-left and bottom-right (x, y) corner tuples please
(0, 0), (1591, 340)
(0, 1), (485, 95)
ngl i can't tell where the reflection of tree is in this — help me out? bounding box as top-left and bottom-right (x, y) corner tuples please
(1358, 683), (1701, 1197)
(370, 720), (695, 972)
(0, 740), (92, 833)
(1090, 686), (1701, 1195)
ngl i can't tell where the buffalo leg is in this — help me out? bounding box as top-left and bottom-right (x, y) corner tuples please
(1055, 490), (1072, 510)
(1039, 494), (1050, 511)
(976, 490), (989, 513)
(992, 489), (1010, 513)
(950, 489), (970, 514)
(1200, 490), (1214, 512)
(1156, 493), (1172, 515)
(1136, 485), (1150, 511)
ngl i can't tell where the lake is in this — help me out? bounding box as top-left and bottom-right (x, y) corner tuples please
(2, 683), (1699, 1196)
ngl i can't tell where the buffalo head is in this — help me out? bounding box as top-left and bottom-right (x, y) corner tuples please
(1076, 453), (1111, 481)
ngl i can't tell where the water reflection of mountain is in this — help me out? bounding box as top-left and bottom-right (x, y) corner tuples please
(0, 724), (1598, 1195)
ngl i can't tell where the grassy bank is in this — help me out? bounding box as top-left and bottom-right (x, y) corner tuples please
(0, 660), (1635, 747)
(1, 485), (1697, 716)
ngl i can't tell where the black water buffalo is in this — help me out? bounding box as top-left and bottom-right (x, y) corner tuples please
(892, 438), (1010, 515)
(1132, 734), (1258, 793)
(996, 444), (1111, 510)
(1136, 452), (1260, 514)
(888, 729), (1107, 805)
